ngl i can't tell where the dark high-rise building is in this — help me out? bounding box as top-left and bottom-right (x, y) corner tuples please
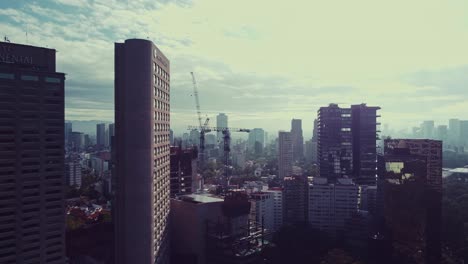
(317, 103), (380, 184)
(384, 139), (442, 191)
(248, 128), (265, 155)
(381, 139), (442, 264)
(170, 146), (198, 197)
(96, 123), (106, 148)
(291, 119), (304, 161)
(70, 131), (84, 151)
(0, 42), (66, 263)
(351, 104), (381, 185)
(283, 175), (308, 225)
(317, 104), (352, 181)
(115, 39), (170, 264)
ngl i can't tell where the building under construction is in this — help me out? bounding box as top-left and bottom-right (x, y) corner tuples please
(170, 191), (271, 264)
(205, 191), (271, 264)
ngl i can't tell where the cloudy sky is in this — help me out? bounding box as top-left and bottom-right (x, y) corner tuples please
(1, 0), (467, 138)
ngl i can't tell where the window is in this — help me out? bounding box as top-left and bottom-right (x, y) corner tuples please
(45, 77), (61, 83)
(21, 75), (39, 81)
(0, 73), (14, 79)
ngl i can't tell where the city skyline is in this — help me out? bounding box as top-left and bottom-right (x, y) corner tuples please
(1, 0), (468, 135)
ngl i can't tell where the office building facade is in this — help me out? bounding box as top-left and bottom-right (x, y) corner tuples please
(0, 42), (66, 263)
(115, 39), (170, 264)
(308, 177), (359, 233)
(266, 188), (284, 232)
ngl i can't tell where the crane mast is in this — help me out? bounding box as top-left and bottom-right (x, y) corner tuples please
(190, 72), (207, 168)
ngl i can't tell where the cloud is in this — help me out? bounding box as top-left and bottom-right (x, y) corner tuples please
(1, 0), (468, 138)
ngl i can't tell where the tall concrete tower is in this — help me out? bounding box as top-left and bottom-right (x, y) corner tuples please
(115, 39), (170, 264)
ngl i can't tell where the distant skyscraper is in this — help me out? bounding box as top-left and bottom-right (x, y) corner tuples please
(0, 42), (66, 263)
(66, 158), (82, 187)
(461, 120), (468, 147)
(189, 129), (200, 147)
(278, 131), (293, 178)
(435, 125), (448, 143)
(65, 121), (73, 146)
(96, 123), (106, 148)
(448, 119), (461, 145)
(70, 132), (85, 151)
(318, 103), (380, 184)
(115, 39), (170, 264)
(420, 120), (435, 139)
(216, 113), (228, 143)
(248, 128), (265, 154)
(291, 119), (304, 161)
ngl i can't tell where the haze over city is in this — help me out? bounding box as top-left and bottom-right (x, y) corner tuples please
(1, 0), (468, 136)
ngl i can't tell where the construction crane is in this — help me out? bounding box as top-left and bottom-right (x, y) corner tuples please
(190, 72), (210, 168)
(188, 126), (250, 187)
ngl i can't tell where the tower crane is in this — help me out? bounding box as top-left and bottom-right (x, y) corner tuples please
(190, 72), (210, 168)
(188, 126), (250, 188)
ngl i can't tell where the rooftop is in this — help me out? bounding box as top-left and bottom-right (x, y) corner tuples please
(179, 194), (223, 204)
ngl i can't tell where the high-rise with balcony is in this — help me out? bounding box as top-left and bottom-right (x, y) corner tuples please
(351, 104), (381, 185)
(317, 104), (352, 181)
(115, 39), (170, 264)
(317, 103), (380, 184)
(0, 42), (65, 263)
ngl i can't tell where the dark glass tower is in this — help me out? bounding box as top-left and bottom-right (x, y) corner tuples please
(352, 104), (381, 185)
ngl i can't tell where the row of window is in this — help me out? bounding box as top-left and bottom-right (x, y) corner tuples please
(154, 134), (169, 144)
(154, 63), (169, 81)
(154, 99), (169, 112)
(155, 87), (169, 101)
(0, 73), (62, 83)
(154, 77), (169, 91)
(155, 111), (169, 122)
(155, 123), (169, 132)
